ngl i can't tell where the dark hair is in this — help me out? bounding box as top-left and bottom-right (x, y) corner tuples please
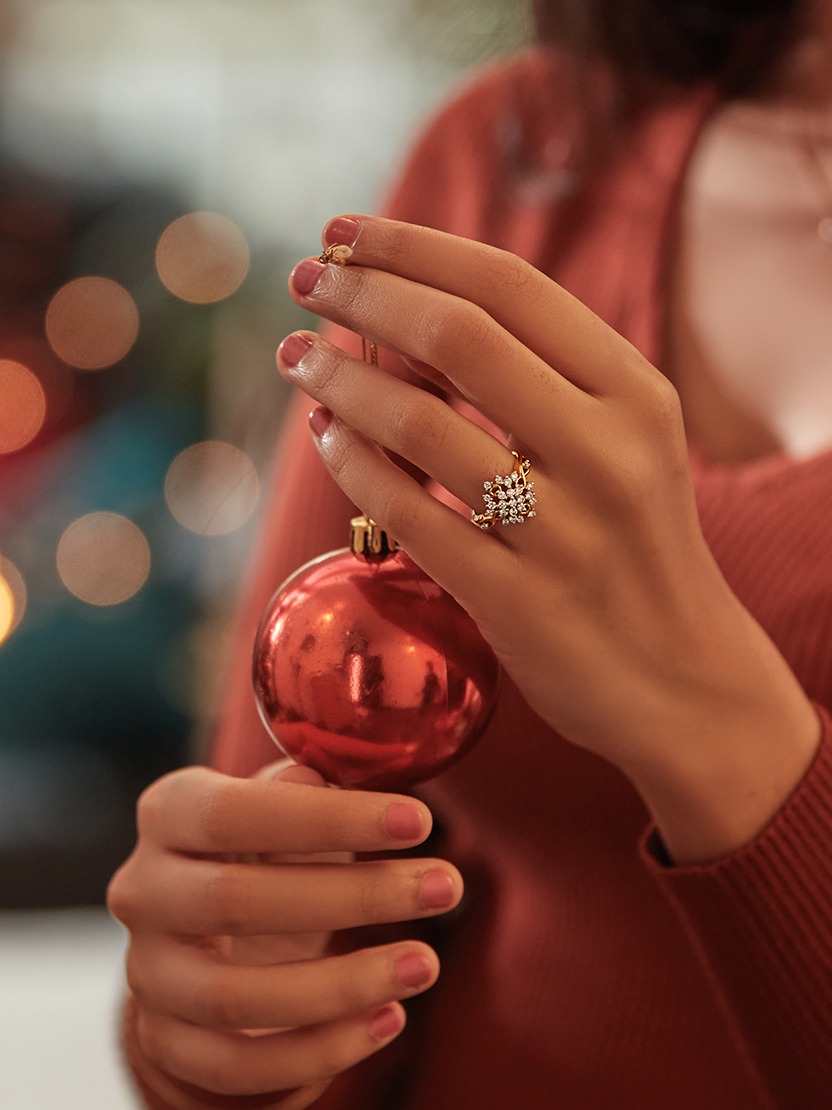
(534, 0), (803, 96)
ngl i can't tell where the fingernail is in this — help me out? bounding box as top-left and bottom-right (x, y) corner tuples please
(325, 217), (361, 248)
(309, 406), (333, 438)
(394, 952), (433, 989)
(278, 332), (313, 368)
(291, 259), (326, 296)
(420, 869), (455, 910)
(384, 803), (424, 841)
(370, 1005), (403, 1042)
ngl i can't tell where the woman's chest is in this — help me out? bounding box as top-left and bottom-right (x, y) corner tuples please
(667, 108), (832, 465)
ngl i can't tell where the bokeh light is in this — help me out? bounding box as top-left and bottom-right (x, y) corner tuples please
(0, 577), (15, 645)
(45, 277), (139, 370)
(155, 212), (250, 304)
(0, 559), (27, 646)
(56, 512), (151, 606)
(165, 440), (259, 536)
(0, 360), (47, 454)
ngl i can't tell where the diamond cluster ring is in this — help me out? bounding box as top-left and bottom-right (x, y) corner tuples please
(471, 451), (536, 529)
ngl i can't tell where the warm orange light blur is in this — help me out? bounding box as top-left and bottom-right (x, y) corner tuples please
(0, 559), (28, 639)
(0, 575), (15, 645)
(164, 440), (259, 536)
(45, 277), (139, 370)
(0, 360), (47, 454)
(155, 212), (250, 304)
(56, 512), (151, 606)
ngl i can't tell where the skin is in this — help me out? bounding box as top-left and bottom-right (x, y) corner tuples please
(281, 215), (820, 866)
(108, 759), (462, 1108)
(109, 12), (832, 1098)
(109, 214), (822, 1109)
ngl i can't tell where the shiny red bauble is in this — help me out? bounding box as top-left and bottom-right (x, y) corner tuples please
(252, 519), (500, 790)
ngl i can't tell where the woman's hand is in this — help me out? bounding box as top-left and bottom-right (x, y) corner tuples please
(107, 760), (461, 1109)
(277, 215), (820, 862)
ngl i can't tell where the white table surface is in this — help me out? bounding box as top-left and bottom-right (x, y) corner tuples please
(0, 907), (139, 1109)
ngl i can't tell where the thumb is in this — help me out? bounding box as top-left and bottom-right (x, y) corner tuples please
(255, 757), (330, 788)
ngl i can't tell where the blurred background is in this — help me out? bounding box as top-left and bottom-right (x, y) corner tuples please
(0, 0), (529, 1104)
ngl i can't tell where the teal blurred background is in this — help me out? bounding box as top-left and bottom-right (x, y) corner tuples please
(0, 0), (529, 909)
(0, 1), (528, 1104)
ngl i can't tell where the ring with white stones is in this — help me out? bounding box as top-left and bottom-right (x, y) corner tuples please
(471, 452), (537, 530)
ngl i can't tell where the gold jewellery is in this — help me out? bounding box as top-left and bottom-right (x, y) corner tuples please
(317, 244), (536, 532)
(472, 451), (536, 529)
(319, 244), (378, 367)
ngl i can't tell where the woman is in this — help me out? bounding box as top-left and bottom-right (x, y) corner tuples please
(108, 1), (832, 1106)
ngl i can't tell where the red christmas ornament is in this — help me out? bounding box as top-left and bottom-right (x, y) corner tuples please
(253, 516), (500, 790)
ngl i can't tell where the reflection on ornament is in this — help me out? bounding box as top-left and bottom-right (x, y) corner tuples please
(253, 517), (500, 789)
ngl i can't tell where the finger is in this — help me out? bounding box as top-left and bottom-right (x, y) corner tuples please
(288, 254), (591, 456)
(139, 1060), (328, 1110)
(135, 766), (432, 855)
(136, 1002), (406, 1098)
(278, 330), (520, 510)
(128, 934), (439, 1030)
(251, 758), (319, 783)
(305, 417), (519, 607)
(120, 851), (463, 935)
(322, 214), (658, 398)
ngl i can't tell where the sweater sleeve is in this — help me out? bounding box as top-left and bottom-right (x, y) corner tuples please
(641, 703), (832, 1107)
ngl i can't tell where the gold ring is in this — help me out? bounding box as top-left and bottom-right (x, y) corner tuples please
(472, 452), (536, 529)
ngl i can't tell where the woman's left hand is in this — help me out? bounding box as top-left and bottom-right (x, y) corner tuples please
(277, 215), (819, 862)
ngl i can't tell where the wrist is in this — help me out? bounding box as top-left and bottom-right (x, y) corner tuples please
(620, 626), (821, 865)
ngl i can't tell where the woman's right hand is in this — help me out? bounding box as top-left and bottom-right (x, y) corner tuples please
(107, 761), (462, 1110)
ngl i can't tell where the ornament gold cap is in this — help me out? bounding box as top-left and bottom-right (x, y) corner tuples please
(350, 515), (398, 561)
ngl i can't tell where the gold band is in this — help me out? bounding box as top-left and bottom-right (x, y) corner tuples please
(472, 452), (536, 529)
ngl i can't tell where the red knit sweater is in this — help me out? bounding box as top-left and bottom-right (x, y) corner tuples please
(207, 49), (832, 1110)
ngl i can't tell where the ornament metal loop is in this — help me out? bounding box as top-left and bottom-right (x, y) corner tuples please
(472, 451), (536, 530)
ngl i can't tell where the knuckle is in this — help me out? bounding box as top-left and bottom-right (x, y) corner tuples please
(195, 779), (238, 854)
(314, 1037), (357, 1082)
(135, 1011), (177, 1077)
(135, 766), (203, 840)
(199, 1040), (250, 1096)
(379, 222), (415, 270)
(329, 264), (365, 315)
(106, 859), (138, 925)
(321, 424), (353, 479)
(193, 966), (247, 1028)
(356, 871), (390, 923)
(124, 942), (149, 1002)
(204, 864), (251, 934)
(135, 779), (166, 839)
(376, 487), (428, 546)
(389, 395), (449, 458)
(305, 343), (351, 396)
(428, 301), (492, 364)
(334, 959), (375, 1015)
(494, 248), (537, 294)
(642, 370), (682, 430)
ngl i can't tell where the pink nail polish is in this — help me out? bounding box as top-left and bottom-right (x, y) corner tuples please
(370, 1005), (403, 1042)
(291, 259), (325, 296)
(384, 803), (424, 841)
(309, 406), (333, 438)
(279, 332), (313, 368)
(394, 952), (433, 989)
(419, 869), (455, 910)
(325, 217), (361, 248)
